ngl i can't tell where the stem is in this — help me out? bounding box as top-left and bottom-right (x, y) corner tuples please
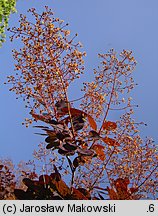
(69, 96), (85, 103)
(99, 73), (117, 134)
(109, 105), (138, 111)
(126, 164), (158, 199)
(99, 51), (132, 134)
(49, 49), (75, 137)
(66, 156), (75, 192)
(89, 148), (116, 191)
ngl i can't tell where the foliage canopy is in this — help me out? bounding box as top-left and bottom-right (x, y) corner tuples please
(0, 0), (16, 46)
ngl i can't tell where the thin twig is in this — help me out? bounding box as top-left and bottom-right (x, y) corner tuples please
(126, 164), (158, 199)
(66, 156), (75, 192)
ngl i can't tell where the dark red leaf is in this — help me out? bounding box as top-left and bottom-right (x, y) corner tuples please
(102, 121), (117, 131)
(102, 137), (120, 146)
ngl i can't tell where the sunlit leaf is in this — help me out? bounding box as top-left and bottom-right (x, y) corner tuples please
(114, 178), (130, 192)
(61, 107), (97, 130)
(107, 187), (118, 200)
(77, 188), (91, 199)
(30, 111), (51, 123)
(50, 170), (71, 198)
(102, 137), (120, 146)
(114, 178), (130, 199)
(71, 188), (88, 200)
(87, 114), (97, 130)
(92, 144), (105, 161)
(61, 107), (83, 115)
(130, 187), (138, 194)
(102, 121), (117, 131)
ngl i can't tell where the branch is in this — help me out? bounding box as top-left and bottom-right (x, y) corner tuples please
(99, 73), (117, 134)
(126, 164), (158, 199)
(66, 156), (75, 192)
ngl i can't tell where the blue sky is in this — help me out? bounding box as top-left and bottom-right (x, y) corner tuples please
(0, 0), (158, 163)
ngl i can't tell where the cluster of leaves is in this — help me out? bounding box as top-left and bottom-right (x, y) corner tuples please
(0, 0), (16, 46)
(0, 160), (15, 199)
(107, 177), (138, 200)
(0, 159), (40, 200)
(31, 101), (118, 159)
(15, 165), (91, 200)
(6, 7), (158, 199)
